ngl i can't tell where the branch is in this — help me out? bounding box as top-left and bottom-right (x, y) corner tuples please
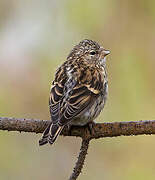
(69, 139), (90, 180)
(1, 117), (155, 139)
(1, 117), (155, 180)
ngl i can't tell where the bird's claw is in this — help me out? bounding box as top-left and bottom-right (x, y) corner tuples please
(87, 121), (96, 135)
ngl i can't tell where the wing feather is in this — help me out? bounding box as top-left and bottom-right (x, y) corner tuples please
(49, 83), (64, 124)
(49, 63), (105, 126)
(59, 84), (97, 125)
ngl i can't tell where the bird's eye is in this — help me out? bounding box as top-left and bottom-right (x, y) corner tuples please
(90, 51), (96, 55)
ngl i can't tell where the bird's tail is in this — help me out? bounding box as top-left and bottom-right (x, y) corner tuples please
(39, 123), (64, 146)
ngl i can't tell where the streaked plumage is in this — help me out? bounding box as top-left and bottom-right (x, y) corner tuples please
(39, 39), (110, 146)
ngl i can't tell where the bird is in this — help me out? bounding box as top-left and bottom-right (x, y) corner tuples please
(39, 39), (110, 146)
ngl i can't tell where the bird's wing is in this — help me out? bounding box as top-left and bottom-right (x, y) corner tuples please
(49, 65), (67, 124)
(58, 66), (105, 126)
(49, 64), (105, 126)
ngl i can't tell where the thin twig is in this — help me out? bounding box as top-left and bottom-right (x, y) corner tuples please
(69, 139), (90, 180)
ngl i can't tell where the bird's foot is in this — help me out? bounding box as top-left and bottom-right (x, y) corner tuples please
(87, 121), (96, 135)
(66, 124), (72, 136)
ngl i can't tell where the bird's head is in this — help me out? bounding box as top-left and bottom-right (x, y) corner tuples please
(67, 39), (110, 66)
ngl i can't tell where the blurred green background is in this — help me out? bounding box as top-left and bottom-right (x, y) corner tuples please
(0, 0), (155, 180)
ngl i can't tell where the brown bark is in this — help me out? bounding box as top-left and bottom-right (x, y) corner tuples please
(1, 117), (155, 180)
(1, 117), (155, 140)
(69, 139), (90, 180)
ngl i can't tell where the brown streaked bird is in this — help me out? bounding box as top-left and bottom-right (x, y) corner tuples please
(39, 39), (110, 146)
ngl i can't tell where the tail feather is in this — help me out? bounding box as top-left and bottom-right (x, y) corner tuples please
(48, 124), (64, 145)
(39, 123), (51, 146)
(39, 123), (64, 146)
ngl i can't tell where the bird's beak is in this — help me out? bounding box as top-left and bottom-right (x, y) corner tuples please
(99, 48), (110, 64)
(103, 49), (110, 57)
